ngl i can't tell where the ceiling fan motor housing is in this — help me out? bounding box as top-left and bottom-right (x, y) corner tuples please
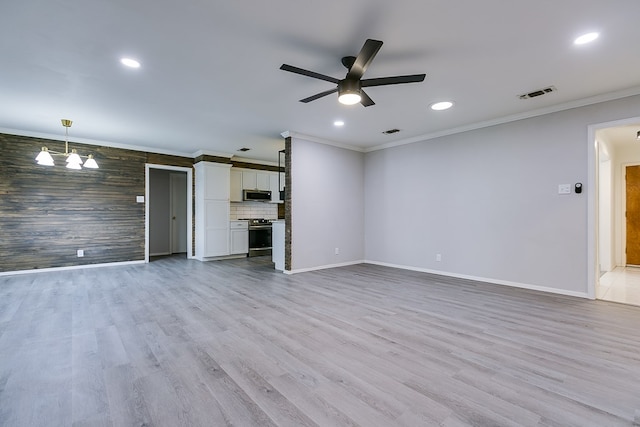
(338, 79), (361, 95)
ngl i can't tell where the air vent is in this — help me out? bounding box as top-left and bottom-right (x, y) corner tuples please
(237, 147), (250, 152)
(382, 128), (400, 135)
(519, 86), (557, 100)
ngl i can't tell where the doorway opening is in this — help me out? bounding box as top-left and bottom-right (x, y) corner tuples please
(145, 164), (193, 262)
(592, 118), (640, 306)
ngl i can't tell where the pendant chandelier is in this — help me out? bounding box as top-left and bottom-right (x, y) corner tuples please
(35, 119), (99, 169)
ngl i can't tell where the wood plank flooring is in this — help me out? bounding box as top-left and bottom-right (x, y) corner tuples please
(1, 256), (640, 426)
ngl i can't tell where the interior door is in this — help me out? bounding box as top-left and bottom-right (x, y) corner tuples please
(626, 165), (640, 265)
(170, 172), (188, 254)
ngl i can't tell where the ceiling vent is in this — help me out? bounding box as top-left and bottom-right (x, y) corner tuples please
(519, 86), (557, 100)
(382, 128), (400, 135)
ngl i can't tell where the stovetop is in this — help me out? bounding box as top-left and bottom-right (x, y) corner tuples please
(238, 218), (272, 225)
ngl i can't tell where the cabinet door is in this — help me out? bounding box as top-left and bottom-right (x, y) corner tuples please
(256, 172), (270, 191)
(242, 170), (257, 190)
(270, 173), (282, 203)
(204, 163), (230, 200)
(230, 169), (243, 202)
(230, 229), (249, 254)
(204, 200), (229, 256)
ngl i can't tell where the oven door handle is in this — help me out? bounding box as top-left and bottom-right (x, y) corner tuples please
(249, 225), (272, 230)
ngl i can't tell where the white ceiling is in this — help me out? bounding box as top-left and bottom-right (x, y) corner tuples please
(2, 0), (640, 163)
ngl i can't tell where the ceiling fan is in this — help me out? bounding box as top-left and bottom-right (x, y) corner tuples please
(280, 39), (426, 107)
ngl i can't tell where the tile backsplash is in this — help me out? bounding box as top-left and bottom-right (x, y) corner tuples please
(230, 202), (278, 220)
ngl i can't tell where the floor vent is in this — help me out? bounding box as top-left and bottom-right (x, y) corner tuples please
(519, 86), (557, 100)
(382, 128), (400, 135)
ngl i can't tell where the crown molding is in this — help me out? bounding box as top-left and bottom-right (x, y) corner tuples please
(0, 126), (195, 158)
(365, 86), (640, 153)
(281, 130), (366, 153)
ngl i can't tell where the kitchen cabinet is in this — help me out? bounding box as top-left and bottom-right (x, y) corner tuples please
(195, 162), (231, 259)
(269, 172), (283, 203)
(242, 170), (256, 190)
(230, 169), (243, 202)
(229, 221), (249, 254)
(256, 172), (270, 191)
(241, 170), (270, 191)
(272, 220), (285, 271)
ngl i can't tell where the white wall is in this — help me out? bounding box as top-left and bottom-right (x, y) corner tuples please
(364, 94), (640, 296)
(290, 137), (364, 271)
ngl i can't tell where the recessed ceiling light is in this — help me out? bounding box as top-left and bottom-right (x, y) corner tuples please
(334, 120), (345, 127)
(430, 101), (453, 111)
(574, 32), (599, 45)
(120, 57), (141, 68)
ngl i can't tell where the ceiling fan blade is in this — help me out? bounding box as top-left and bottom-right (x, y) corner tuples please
(300, 87), (339, 103)
(360, 90), (375, 107)
(280, 64), (340, 84)
(361, 74), (426, 87)
(346, 39), (383, 80)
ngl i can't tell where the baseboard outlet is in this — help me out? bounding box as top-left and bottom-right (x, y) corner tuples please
(0, 260), (146, 277)
(364, 260), (590, 299)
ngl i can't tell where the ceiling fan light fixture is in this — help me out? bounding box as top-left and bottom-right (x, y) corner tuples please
(338, 92), (361, 105)
(338, 79), (362, 105)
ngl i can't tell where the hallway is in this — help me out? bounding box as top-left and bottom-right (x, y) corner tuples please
(598, 267), (640, 306)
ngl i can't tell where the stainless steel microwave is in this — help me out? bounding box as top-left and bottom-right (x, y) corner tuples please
(243, 189), (271, 201)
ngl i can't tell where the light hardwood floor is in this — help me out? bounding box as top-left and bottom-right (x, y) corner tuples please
(1, 256), (640, 426)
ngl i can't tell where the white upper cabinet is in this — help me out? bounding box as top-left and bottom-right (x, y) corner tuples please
(270, 173), (283, 203)
(242, 170), (257, 190)
(256, 172), (270, 191)
(230, 169), (243, 202)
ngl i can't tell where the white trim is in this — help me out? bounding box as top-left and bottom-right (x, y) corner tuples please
(145, 164), (194, 263)
(281, 131), (366, 153)
(364, 260), (591, 299)
(230, 156), (280, 167)
(587, 115), (640, 300)
(0, 260), (145, 277)
(191, 149), (234, 159)
(0, 127), (195, 158)
(366, 86), (640, 153)
(284, 260), (365, 274)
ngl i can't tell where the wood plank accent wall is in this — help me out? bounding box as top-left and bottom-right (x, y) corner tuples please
(0, 132), (193, 273)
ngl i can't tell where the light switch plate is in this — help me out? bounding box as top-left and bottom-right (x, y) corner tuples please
(558, 184), (571, 194)
(136, 195), (145, 203)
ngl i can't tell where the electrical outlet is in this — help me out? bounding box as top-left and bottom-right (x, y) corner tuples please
(558, 184), (571, 195)
(335, 247), (339, 255)
(77, 249), (84, 258)
(436, 253), (441, 262)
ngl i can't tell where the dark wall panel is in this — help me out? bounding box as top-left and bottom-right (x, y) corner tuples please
(0, 133), (193, 272)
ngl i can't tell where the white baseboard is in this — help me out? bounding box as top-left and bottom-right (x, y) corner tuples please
(364, 260), (590, 299)
(0, 260), (146, 277)
(285, 259), (365, 275)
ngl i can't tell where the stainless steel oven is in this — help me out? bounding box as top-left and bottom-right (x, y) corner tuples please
(240, 218), (272, 257)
